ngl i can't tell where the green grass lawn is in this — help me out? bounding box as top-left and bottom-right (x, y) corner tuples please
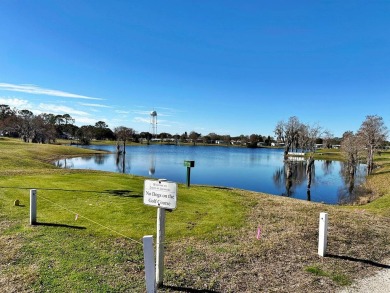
(0, 138), (249, 291)
(1, 138), (389, 292)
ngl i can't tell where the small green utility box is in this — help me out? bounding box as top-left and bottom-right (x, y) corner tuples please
(184, 160), (195, 168)
(184, 160), (195, 187)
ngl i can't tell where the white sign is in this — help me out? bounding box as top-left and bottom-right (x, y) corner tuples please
(143, 179), (177, 209)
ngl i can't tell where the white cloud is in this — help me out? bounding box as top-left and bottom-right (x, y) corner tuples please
(78, 102), (112, 108)
(133, 117), (150, 124)
(89, 108), (101, 113)
(39, 103), (90, 116)
(133, 110), (152, 115)
(0, 83), (103, 100)
(115, 110), (130, 114)
(156, 113), (171, 117)
(0, 97), (32, 108)
(73, 116), (99, 125)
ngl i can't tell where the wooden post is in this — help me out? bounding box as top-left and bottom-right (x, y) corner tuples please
(318, 212), (328, 257)
(156, 207), (166, 287)
(30, 189), (37, 225)
(143, 235), (156, 293)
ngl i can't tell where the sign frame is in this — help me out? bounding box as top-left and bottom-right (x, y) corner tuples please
(143, 179), (177, 209)
(184, 160), (195, 167)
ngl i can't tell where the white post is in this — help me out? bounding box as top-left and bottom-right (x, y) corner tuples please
(318, 212), (328, 257)
(156, 207), (166, 287)
(30, 189), (37, 225)
(143, 235), (156, 293)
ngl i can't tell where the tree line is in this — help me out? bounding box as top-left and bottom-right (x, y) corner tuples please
(1, 104), (388, 175)
(0, 104), (275, 146)
(0, 104), (114, 144)
(274, 115), (388, 176)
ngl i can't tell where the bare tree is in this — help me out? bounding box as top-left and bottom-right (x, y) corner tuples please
(274, 116), (302, 157)
(274, 120), (285, 144)
(357, 115), (388, 175)
(31, 114), (56, 143)
(306, 123), (322, 153)
(322, 130), (334, 149)
(341, 131), (364, 176)
(297, 123), (321, 188)
(0, 104), (17, 135)
(298, 124), (310, 152)
(114, 126), (135, 154)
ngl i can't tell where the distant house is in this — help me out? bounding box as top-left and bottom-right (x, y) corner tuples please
(271, 142), (285, 147)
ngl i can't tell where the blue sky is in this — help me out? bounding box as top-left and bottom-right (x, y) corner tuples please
(1, 1), (389, 138)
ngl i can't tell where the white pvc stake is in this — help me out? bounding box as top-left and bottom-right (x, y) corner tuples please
(143, 235), (156, 293)
(30, 189), (37, 225)
(318, 212), (328, 257)
(156, 207), (166, 287)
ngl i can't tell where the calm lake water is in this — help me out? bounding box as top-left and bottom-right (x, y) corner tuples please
(55, 145), (366, 204)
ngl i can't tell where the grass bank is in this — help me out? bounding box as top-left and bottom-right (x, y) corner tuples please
(0, 138), (389, 292)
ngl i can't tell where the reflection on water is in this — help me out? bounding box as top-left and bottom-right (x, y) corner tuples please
(149, 153), (156, 175)
(55, 158), (74, 169)
(95, 154), (106, 165)
(322, 160), (333, 176)
(55, 145), (366, 204)
(271, 158), (366, 204)
(273, 160), (315, 198)
(337, 161), (367, 204)
(115, 152), (132, 174)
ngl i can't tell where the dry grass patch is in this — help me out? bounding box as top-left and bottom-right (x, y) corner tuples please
(160, 190), (390, 292)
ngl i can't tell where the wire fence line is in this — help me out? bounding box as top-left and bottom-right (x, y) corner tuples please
(36, 193), (143, 245)
(4, 186), (170, 246)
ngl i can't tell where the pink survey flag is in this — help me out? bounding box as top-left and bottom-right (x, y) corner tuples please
(256, 226), (261, 240)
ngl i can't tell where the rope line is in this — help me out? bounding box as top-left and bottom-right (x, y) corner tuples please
(37, 194), (143, 245)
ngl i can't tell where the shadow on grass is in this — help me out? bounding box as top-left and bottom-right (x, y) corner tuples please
(104, 189), (142, 198)
(326, 254), (390, 269)
(36, 222), (86, 230)
(162, 285), (220, 293)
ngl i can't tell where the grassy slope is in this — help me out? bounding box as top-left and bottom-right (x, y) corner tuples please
(332, 149), (390, 217)
(0, 138), (389, 292)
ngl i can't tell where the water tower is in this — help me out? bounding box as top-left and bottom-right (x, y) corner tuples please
(150, 110), (157, 137)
